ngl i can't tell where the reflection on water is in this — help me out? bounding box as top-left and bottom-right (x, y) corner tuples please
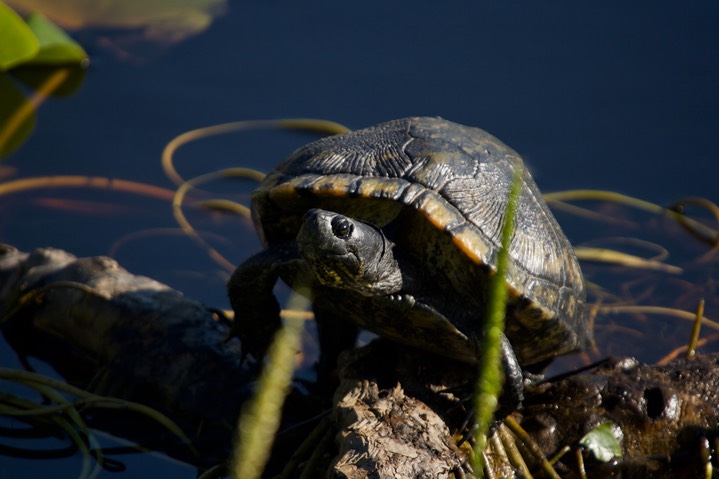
(5, 0), (227, 61)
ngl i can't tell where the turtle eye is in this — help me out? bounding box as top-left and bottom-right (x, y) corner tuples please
(331, 216), (354, 239)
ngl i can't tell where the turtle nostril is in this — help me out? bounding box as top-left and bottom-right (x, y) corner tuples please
(331, 216), (353, 239)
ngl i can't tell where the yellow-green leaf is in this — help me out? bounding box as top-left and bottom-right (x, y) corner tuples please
(25, 12), (87, 65)
(0, 2), (39, 70)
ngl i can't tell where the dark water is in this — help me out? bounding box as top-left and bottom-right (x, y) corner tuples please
(1, 1), (718, 477)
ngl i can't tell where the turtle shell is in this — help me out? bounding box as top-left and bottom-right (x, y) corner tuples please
(251, 117), (589, 365)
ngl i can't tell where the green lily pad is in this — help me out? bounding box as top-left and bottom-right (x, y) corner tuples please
(25, 12), (88, 66)
(579, 422), (623, 462)
(0, 2), (39, 70)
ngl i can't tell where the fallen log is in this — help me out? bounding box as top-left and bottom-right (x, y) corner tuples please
(0, 244), (254, 464)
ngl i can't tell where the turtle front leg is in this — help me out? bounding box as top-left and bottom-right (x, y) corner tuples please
(496, 333), (525, 419)
(227, 242), (303, 361)
(311, 292), (361, 375)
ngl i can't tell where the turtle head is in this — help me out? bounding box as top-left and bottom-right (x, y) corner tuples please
(297, 209), (403, 296)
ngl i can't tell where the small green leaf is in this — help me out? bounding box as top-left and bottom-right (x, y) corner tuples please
(579, 422), (623, 462)
(25, 13), (88, 66)
(0, 2), (39, 70)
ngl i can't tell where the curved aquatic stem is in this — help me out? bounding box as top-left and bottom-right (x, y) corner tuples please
(597, 304), (719, 333)
(574, 247), (682, 274)
(0, 176), (174, 201)
(668, 197), (719, 249)
(503, 416), (560, 479)
(687, 299), (705, 358)
(544, 189), (718, 241)
(0, 368), (195, 454)
(0, 68), (70, 155)
(161, 118), (350, 186)
(172, 167), (263, 272)
(496, 423), (533, 477)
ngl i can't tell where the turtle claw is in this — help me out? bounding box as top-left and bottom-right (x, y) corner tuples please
(387, 293), (416, 307)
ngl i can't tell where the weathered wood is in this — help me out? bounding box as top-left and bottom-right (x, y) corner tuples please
(522, 355), (719, 477)
(330, 341), (478, 479)
(332, 379), (465, 479)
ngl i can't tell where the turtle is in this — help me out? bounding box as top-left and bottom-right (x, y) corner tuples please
(228, 116), (590, 408)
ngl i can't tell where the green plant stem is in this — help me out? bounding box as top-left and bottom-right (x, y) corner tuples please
(472, 165), (522, 473)
(230, 286), (310, 479)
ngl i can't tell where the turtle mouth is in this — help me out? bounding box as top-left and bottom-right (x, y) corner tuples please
(324, 251), (355, 260)
(319, 251), (361, 273)
(297, 236), (351, 258)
